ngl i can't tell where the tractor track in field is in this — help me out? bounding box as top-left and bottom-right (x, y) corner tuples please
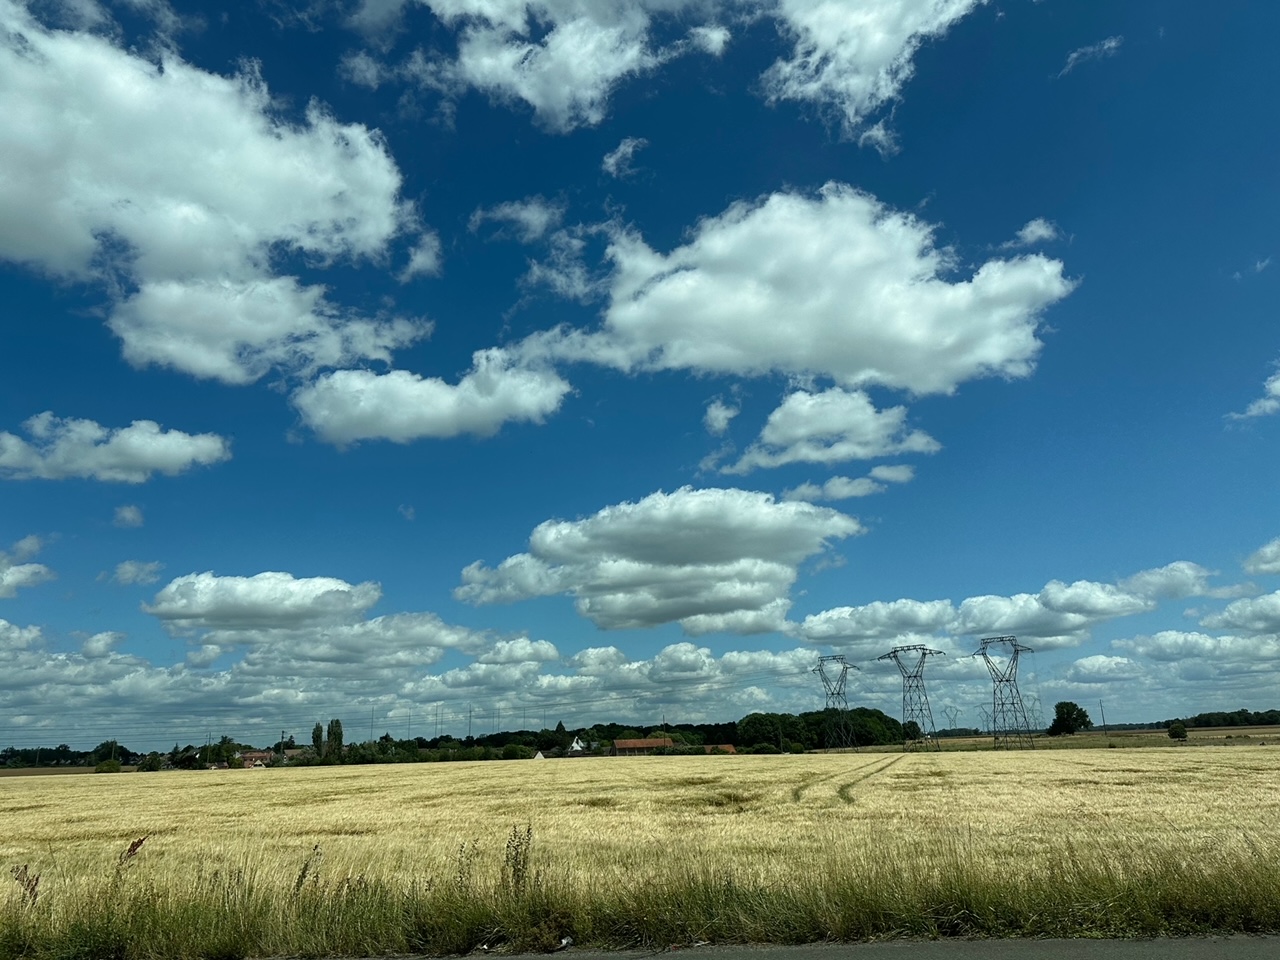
(835, 754), (906, 804)
(790, 756), (898, 803)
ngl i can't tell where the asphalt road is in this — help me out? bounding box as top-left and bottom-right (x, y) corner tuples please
(495, 940), (1280, 960)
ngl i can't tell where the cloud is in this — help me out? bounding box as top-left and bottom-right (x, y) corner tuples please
(799, 569), (1165, 653)
(0, 536), (54, 599)
(687, 24), (728, 56)
(1114, 630), (1280, 664)
(478, 638), (560, 664)
(525, 184), (1074, 395)
(761, 0), (984, 138)
(602, 136), (648, 178)
(292, 348), (572, 444)
(954, 580), (1153, 648)
(469, 196), (566, 242)
(81, 631), (124, 658)
(0, 3), (426, 384)
(398, 233), (443, 280)
(144, 571), (383, 633)
(1200, 591), (1280, 636)
(111, 560), (163, 586)
(0, 413), (230, 483)
(784, 475), (885, 502)
(357, 2), (979, 143)
(404, 2), (691, 132)
(1063, 654), (1140, 684)
(1245, 537), (1280, 575)
(1119, 561), (1245, 601)
(456, 486), (862, 633)
(784, 462), (921, 503)
(869, 464), (914, 484)
(1004, 218), (1059, 247)
(797, 598), (956, 646)
(1228, 368), (1280, 420)
(725, 387), (939, 473)
(113, 505), (144, 528)
(703, 398), (739, 436)
(1058, 36), (1123, 78)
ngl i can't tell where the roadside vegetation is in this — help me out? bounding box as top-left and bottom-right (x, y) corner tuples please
(3, 749), (1280, 958)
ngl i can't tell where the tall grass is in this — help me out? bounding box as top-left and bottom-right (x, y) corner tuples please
(3, 750), (1280, 957)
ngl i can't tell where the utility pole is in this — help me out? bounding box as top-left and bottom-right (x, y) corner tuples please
(280, 730), (285, 762)
(370, 705), (375, 743)
(467, 703), (473, 740)
(1099, 700), (1109, 740)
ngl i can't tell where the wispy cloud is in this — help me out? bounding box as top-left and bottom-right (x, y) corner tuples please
(1058, 36), (1123, 78)
(1233, 256), (1271, 282)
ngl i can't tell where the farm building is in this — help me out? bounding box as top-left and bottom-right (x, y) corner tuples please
(611, 737), (674, 756)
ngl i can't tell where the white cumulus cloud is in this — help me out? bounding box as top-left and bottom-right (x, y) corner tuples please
(1200, 591), (1280, 636)
(0, 2), (426, 384)
(762, 0), (984, 138)
(456, 486), (862, 632)
(1245, 537), (1280, 575)
(0, 413), (230, 483)
(726, 387), (939, 473)
(703, 398), (739, 436)
(526, 184), (1074, 395)
(144, 571), (383, 633)
(293, 349), (572, 444)
(1229, 368), (1280, 420)
(0, 536), (54, 599)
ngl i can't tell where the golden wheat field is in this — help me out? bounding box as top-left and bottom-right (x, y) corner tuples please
(4, 748), (1280, 956)
(4, 748), (1279, 891)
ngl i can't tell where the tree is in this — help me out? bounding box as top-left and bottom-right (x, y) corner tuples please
(326, 718), (344, 756)
(1168, 721), (1188, 741)
(312, 722), (324, 756)
(1046, 701), (1092, 736)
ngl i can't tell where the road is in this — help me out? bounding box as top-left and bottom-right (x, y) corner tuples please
(493, 940), (1280, 960)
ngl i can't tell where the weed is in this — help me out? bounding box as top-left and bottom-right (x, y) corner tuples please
(9, 866), (38, 905)
(502, 824), (533, 896)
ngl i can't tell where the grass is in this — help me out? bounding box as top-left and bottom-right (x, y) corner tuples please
(3, 748), (1280, 957)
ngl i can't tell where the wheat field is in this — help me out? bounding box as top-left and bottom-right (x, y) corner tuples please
(3, 749), (1280, 957)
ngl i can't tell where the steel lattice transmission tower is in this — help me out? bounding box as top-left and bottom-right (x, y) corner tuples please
(877, 645), (945, 750)
(942, 705), (962, 732)
(974, 636), (1035, 749)
(813, 655), (860, 750)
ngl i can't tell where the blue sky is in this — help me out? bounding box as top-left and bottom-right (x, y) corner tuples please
(1, 0), (1278, 750)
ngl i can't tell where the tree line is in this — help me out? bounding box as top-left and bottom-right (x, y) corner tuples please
(1, 706), (907, 769)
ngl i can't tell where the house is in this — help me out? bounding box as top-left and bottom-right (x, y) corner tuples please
(567, 736), (587, 755)
(611, 737), (674, 756)
(240, 750), (275, 766)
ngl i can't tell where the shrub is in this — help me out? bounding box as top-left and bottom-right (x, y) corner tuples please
(94, 759), (121, 773)
(1168, 722), (1188, 741)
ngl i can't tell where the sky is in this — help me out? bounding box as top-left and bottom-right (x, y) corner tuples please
(1, 0), (1278, 751)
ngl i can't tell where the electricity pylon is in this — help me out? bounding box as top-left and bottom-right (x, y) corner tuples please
(877, 645), (944, 751)
(813, 655), (860, 751)
(942, 705), (962, 732)
(974, 636), (1035, 749)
